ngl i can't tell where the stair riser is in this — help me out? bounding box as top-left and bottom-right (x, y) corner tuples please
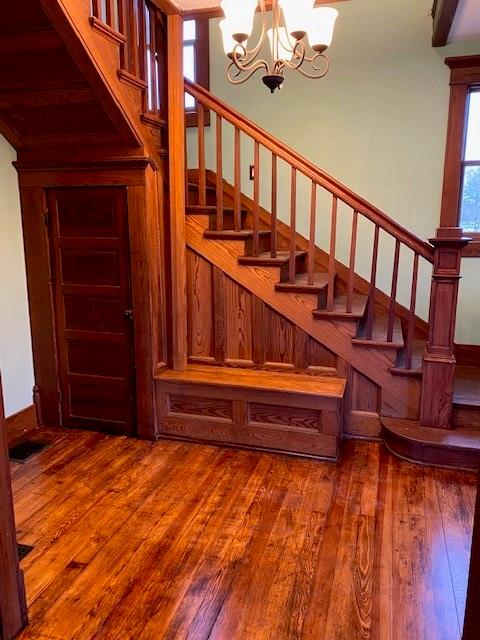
(278, 254), (307, 281)
(208, 211), (247, 231)
(188, 191), (217, 207)
(244, 234), (272, 256)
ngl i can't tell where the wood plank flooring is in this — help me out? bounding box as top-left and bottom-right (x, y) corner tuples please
(10, 428), (477, 640)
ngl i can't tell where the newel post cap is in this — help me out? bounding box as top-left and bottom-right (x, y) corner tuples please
(429, 227), (472, 247)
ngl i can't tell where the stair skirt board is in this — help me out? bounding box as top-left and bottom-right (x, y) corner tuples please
(155, 369), (345, 460)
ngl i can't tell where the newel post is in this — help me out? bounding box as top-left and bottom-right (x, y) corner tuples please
(419, 227), (470, 429)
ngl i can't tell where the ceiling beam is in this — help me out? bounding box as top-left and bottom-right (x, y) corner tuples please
(432, 0), (461, 47)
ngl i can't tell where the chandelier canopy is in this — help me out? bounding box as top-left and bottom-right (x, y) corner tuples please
(219, 0), (338, 93)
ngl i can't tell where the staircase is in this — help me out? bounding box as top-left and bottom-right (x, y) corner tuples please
(156, 79), (478, 464)
(1, 0), (476, 465)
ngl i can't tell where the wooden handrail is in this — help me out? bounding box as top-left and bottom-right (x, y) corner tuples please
(185, 78), (434, 263)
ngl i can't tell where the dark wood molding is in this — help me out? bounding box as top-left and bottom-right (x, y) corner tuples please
(5, 405), (38, 446)
(0, 376), (28, 640)
(432, 0), (461, 47)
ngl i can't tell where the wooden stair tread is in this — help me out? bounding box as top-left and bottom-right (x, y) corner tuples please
(313, 294), (368, 320)
(353, 316), (404, 349)
(391, 338), (424, 377)
(454, 366), (480, 409)
(204, 230), (271, 240)
(156, 365), (346, 399)
(382, 416), (480, 470)
(275, 272), (329, 294)
(238, 251), (306, 266)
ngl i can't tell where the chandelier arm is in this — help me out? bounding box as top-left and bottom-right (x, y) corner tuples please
(227, 59), (270, 85)
(297, 55), (330, 79)
(236, 1), (269, 63)
(279, 40), (306, 71)
(232, 44), (272, 75)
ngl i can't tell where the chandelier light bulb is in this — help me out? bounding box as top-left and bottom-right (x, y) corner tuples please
(219, 19), (241, 57)
(267, 28), (293, 63)
(220, 0), (258, 42)
(306, 7), (339, 52)
(280, 0), (314, 40)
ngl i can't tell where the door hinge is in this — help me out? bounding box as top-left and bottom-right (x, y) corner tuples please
(58, 390), (63, 403)
(44, 210), (50, 226)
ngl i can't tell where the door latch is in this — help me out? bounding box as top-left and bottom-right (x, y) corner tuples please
(124, 309), (134, 321)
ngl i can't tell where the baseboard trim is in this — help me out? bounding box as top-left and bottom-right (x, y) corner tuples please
(6, 405), (39, 445)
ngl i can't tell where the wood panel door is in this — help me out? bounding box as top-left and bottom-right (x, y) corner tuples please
(48, 187), (136, 435)
(0, 374), (27, 640)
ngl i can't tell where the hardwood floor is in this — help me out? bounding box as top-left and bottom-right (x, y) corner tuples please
(11, 428), (477, 640)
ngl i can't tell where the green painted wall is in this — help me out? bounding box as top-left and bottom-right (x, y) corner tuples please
(189, 0), (480, 343)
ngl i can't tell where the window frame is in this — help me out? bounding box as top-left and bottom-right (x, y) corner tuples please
(183, 17), (210, 128)
(441, 56), (480, 257)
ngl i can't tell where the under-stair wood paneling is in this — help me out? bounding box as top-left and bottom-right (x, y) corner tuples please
(186, 247), (338, 375)
(186, 214), (422, 422)
(0, 0), (134, 153)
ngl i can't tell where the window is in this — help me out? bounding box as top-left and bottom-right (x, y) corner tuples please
(183, 18), (210, 127)
(460, 91), (480, 233)
(441, 56), (480, 257)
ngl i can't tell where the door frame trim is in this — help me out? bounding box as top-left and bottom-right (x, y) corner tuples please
(15, 160), (164, 439)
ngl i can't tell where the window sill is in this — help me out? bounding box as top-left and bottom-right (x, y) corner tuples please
(462, 237), (480, 257)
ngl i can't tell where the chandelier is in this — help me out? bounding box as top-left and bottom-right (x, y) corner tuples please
(219, 0), (338, 93)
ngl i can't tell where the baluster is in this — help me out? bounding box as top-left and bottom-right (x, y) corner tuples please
(216, 115), (224, 231)
(198, 104), (206, 207)
(271, 153), (277, 258)
(365, 225), (380, 340)
(184, 126), (189, 202)
(387, 239), (401, 342)
(308, 182), (317, 286)
(234, 128), (241, 231)
(91, 0), (100, 18)
(117, 0), (127, 69)
(126, 0), (139, 75)
(289, 167), (297, 284)
(105, 0), (115, 27)
(253, 141), (260, 256)
(346, 210), (358, 314)
(327, 196), (338, 311)
(405, 253), (419, 370)
(138, 0), (147, 85)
